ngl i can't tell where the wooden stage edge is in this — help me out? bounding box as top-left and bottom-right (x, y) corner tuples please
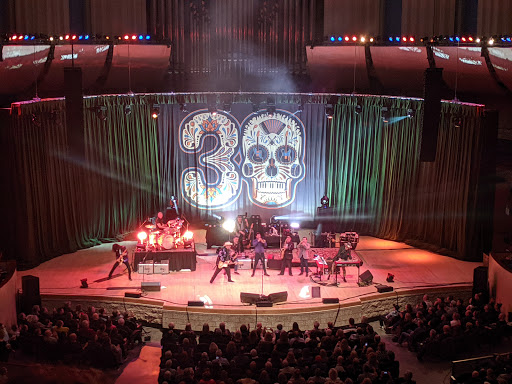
(39, 283), (474, 330)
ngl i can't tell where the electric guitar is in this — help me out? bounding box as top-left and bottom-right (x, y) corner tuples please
(117, 249), (128, 263)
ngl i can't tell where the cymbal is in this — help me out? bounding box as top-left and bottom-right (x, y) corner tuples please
(145, 224), (156, 229)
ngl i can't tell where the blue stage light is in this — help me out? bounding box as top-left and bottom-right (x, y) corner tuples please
(507, 37), (511, 42)
(30, 36), (35, 40)
(337, 36), (342, 41)
(139, 35), (144, 40)
(145, 35), (150, 40)
(24, 35), (29, 40)
(455, 36), (460, 42)
(395, 37), (400, 42)
(449, 37), (454, 42)
(78, 35), (83, 40)
(85, 35), (89, 40)
(388, 37), (393, 42)
(330, 36), (335, 42)
(501, 37), (506, 42)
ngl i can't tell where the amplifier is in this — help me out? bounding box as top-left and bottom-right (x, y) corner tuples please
(141, 281), (161, 291)
(154, 261), (169, 274)
(236, 258), (252, 270)
(125, 292), (141, 298)
(138, 262), (153, 274)
(376, 284), (393, 293)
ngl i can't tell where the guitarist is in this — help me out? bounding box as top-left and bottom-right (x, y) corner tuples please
(278, 236), (294, 276)
(210, 242), (235, 283)
(108, 243), (132, 281)
(234, 215), (249, 245)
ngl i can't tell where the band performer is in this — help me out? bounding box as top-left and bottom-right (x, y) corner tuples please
(235, 215), (249, 244)
(108, 243), (132, 280)
(279, 236), (294, 276)
(252, 233), (270, 277)
(232, 236), (242, 275)
(155, 211), (167, 230)
(210, 242), (235, 283)
(330, 243), (352, 282)
(298, 236), (311, 277)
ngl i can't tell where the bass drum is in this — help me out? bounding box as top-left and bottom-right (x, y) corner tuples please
(158, 234), (175, 250)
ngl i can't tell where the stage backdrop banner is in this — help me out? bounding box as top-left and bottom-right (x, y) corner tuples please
(158, 103), (326, 221)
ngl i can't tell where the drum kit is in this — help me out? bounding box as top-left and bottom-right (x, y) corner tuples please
(142, 219), (184, 251)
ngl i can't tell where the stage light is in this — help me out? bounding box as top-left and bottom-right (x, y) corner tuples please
(222, 219), (236, 233)
(337, 36), (342, 42)
(183, 231), (194, 241)
(461, 37), (466, 42)
(124, 105), (132, 116)
(395, 36), (400, 42)
(267, 105), (276, 117)
(475, 37), (481, 43)
(388, 37), (393, 42)
(78, 35), (83, 40)
(85, 35), (89, 40)
(131, 35), (137, 40)
(145, 35), (150, 40)
(386, 273), (394, 282)
(355, 104), (362, 115)
(352, 36), (357, 42)
(18, 35), (23, 40)
(137, 232), (148, 242)
(369, 37), (374, 43)
(402, 36), (407, 42)
(407, 109), (415, 118)
(65, 34), (70, 40)
(151, 105), (160, 119)
(223, 102), (232, 113)
(179, 103), (188, 113)
(360, 36), (366, 43)
(325, 105), (334, 119)
(24, 35), (29, 40)
(208, 105), (217, 116)
(381, 107), (389, 123)
(320, 195), (329, 208)
(329, 36), (335, 42)
(455, 36), (460, 42)
(80, 278), (88, 288)
(138, 35), (144, 40)
(59, 36), (64, 40)
(12, 35), (17, 40)
(468, 36), (474, 42)
(290, 222), (300, 229)
(344, 36), (350, 42)
(449, 37), (454, 42)
(72, 35), (77, 40)
(49, 36), (54, 41)
(488, 38), (494, 45)
(96, 106), (108, 121)
(409, 37), (414, 42)
(124, 35), (129, 40)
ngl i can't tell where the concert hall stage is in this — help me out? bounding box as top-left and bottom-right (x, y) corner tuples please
(17, 235), (481, 330)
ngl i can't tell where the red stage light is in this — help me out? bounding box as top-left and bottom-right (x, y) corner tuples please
(65, 34), (70, 40)
(352, 36), (357, 41)
(402, 36), (407, 42)
(183, 231), (194, 241)
(72, 35), (77, 40)
(124, 35), (129, 40)
(18, 35), (24, 40)
(409, 37), (415, 42)
(344, 36), (349, 42)
(468, 36), (474, 42)
(461, 37), (467, 42)
(12, 35), (17, 40)
(131, 35), (137, 40)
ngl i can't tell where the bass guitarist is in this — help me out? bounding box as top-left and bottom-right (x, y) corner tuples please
(210, 242), (235, 283)
(108, 243), (132, 281)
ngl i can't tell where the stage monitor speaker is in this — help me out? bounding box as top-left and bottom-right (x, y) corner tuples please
(141, 281), (161, 291)
(312, 286), (321, 298)
(376, 284), (393, 293)
(268, 291), (288, 303)
(125, 292), (141, 298)
(322, 298), (339, 304)
(360, 269), (373, 284)
(64, 67), (84, 158)
(22, 275), (40, 297)
(187, 301), (204, 307)
(240, 292), (262, 305)
(472, 266), (488, 295)
(420, 68), (443, 162)
(256, 301), (273, 307)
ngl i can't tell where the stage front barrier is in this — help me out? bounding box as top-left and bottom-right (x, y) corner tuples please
(134, 249), (196, 272)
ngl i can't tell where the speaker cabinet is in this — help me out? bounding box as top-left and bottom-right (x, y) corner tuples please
(125, 292), (141, 298)
(240, 292), (262, 305)
(187, 301), (204, 307)
(322, 298), (339, 304)
(141, 281), (161, 291)
(420, 68), (443, 162)
(376, 284), (393, 293)
(312, 286), (321, 298)
(472, 266), (488, 296)
(268, 291), (288, 303)
(256, 301), (273, 307)
(359, 270), (373, 286)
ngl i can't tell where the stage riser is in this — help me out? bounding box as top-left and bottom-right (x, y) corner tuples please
(40, 286), (472, 330)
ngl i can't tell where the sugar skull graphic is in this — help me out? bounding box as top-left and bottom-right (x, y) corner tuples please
(240, 110), (305, 208)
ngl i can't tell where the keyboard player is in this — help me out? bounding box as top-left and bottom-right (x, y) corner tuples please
(330, 243), (352, 282)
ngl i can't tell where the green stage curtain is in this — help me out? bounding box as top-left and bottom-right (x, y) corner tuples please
(326, 96), (486, 260)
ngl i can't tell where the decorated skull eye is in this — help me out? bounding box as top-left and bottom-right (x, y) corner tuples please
(276, 145), (297, 164)
(247, 145), (269, 164)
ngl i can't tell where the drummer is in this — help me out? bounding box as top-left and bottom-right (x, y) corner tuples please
(155, 211), (167, 231)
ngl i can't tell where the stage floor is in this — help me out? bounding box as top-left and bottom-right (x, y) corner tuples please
(17, 234), (481, 310)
